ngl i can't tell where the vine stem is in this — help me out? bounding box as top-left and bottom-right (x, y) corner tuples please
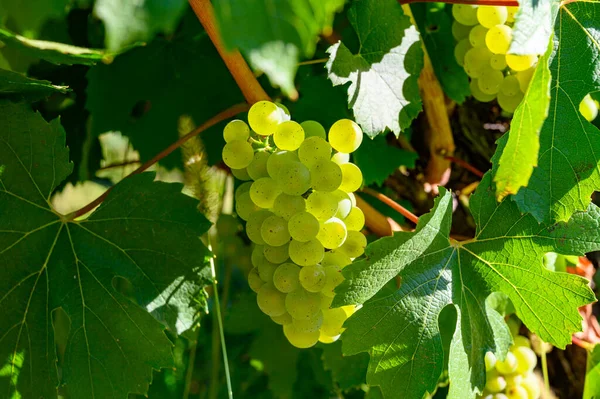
(361, 187), (420, 225)
(540, 344), (550, 397)
(66, 102), (249, 220)
(398, 0), (518, 6)
(445, 156), (485, 178)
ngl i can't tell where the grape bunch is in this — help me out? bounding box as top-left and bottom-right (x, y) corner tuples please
(480, 335), (540, 399)
(222, 100), (367, 348)
(452, 5), (544, 113)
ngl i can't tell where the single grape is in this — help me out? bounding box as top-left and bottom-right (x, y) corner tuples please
(223, 119), (250, 142)
(271, 312), (293, 325)
(486, 25), (513, 55)
(293, 310), (324, 333)
(258, 260), (278, 283)
(246, 209), (273, 245)
(332, 190), (353, 219)
(469, 24), (489, 48)
(275, 161), (311, 195)
(506, 54), (536, 71)
(504, 373), (523, 388)
(470, 79), (497, 103)
(275, 102), (291, 121)
(310, 159), (343, 192)
(264, 243), (289, 264)
(452, 4), (479, 26)
(452, 21), (472, 40)
(478, 67), (504, 95)
(235, 191), (260, 221)
(283, 323), (319, 348)
(306, 191), (339, 220)
(267, 150), (300, 178)
(248, 268), (264, 293)
(501, 75), (521, 96)
(273, 262), (301, 293)
(251, 244), (266, 267)
(285, 288), (321, 319)
(513, 346), (537, 373)
(495, 351), (518, 374)
(477, 6), (508, 28)
(490, 54), (508, 70)
(505, 385), (529, 399)
(298, 136), (332, 168)
(272, 193), (306, 220)
(339, 163), (363, 193)
(257, 282), (287, 316)
(342, 305), (356, 318)
(231, 167), (251, 181)
(316, 217), (348, 249)
(580, 94), (599, 122)
(274, 121), (305, 151)
(485, 352), (497, 371)
(250, 177), (281, 208)
(464, 46), (493, 78)
(322, 251), (352, 268)
(344, 206), (365, 231)
(289, 239), (325, 266)
(301, 120), (327, 140)
(288, 211), (320, 242)
(318, 330), (340, 344)
(337, 231), (367, 258)
(321, 265), (345, 297)
(261, 215), (291, 246)
(248, 101), (283, 136)
(320, 307), (347, 336)
(507, 6), (518, 22)
(520, 374), (541, 399)
(222, 140), (254, 169)
(512, 335), (532, 349)
(485, 372), (507, 393)
(497, 91), (524, 113)
(454, 39), (472, 67)
(328, 119), (363, 153)
(299, 264), (327, 292)
(246, 151), (270, 180)
(331, 151), (350, 165)
(320, 293), (334, 310)
(235, 181), (253, 201)
(516, 68), (535, 93)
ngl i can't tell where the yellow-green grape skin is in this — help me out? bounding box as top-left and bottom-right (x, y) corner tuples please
(344, 206), (365, 231)
(272, 193), (306, 220)
(501, 75), (521, 96)
(299, 264), (327, 292)
(452, 21), (472, 40)
(490, 54), (508, 70)
(267, 151), (299, 178)
(274, 121), (305, 151)
(275, 102), (291, 121)
(248, 100), (283, 136)
(235, 181), (253, 200)
(231, 167), (251, 181)
(298, 136), (332, 168)
(494, 395), (509, 399)
(505, 386), (529, 399)
(293, 310), (324, 332)
(246, 210), (273, 245)
(321, 265), (344, 298)
(285, 288), (321, 319)
(257, 260), (278, 283)
(271, 312), (293, 325)
(504, 373), (523, 388)
(469, 24), (488, 48)
(275, 161), (311, 196)
(246, 151), (270, 180)
(223, 119), (250, 142)
(251, 245), (266, 267)
(452, 4), (479, 26)
(318, 330), (340, 344)
(507, 6), (518, 21)
(506, 54), (537, 71)
(289, 239), (325, 266)
(306, 191), (339, 220)
(512, 335), (532, 349)
(261, 215), (291, 247)
(339, 163), (363, 192)
(470, 79), (497, 103)
(310, 159), (343, 192)
(516, 68), (535, 93)
(495, 351), (518, 374)
(322, 251), (352, 268)
(454, 39), (472, 67)
(513, 346), (537, 373)
(485, 373), (507, 393)
(283, 323), (320, 348)
(331, 151), (350, 165)
(257, 283), (287, 316)
(222, 140), (254, 169)
(332, 190), (353, 219)
(301, 120), (327, 140)
(337, 231), (367, 258)
(235, 191), (260, 221)
(478, 67), (504, 95)
(497, 91), (524, 113)
(464, 46), (493, 78)
(250, 177), (281, 208)
(342, 305), (356, 318)
(328, 119), (363, 153)
(264, 243), (290, 264)
(320, 293), (334, 310)
(248, 268), (264, 293)
(288, 211), (320, 242)
(580, 94), (599, 122)
(521, 374), (541, 399)
(486, 25), (512, 55)
(485, 352), (497, 371)
(477, 6), (508, 28)
(320, 307), (347, 336)
(316, 217), (348, 249)
(273, 262), (301, 293)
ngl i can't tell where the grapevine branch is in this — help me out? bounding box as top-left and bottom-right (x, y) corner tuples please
(361, 187), (420, 225)
(445, 155), (485, 178)
(66, 102), (250, 220)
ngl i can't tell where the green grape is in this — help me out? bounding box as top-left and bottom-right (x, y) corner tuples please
(257, 282), (287, 316)
(246, 210), (273, 245)
(283, 323), (319, 348)
(320, 307), (347, 336)
(264, 243), (289, 264)
(490, 54), (508, 70)
(310, 159), (343, 192)
(506, 386), (528, 399)
(452, 4), (479, 26)
(478, 67), (504, 95)
(275, 102), (291, 121)
(505, 373), (523, 388)
(235, 191), (260, 221)
(342, 305), (356, 318)
(288, 211), (320, 242)
(289, 239), (324, 266)
(273, 193), (306, 220)
(328, 119), (363, 153)
(331, 151), (350, 165)
(512, 335), (532, 349)
(470, 79), (497, 103)
(485, 352), (497, 371)
(454, 39), (472, 67)
(231, 167), (251, 181)
(520, 374), (540, 399)
(344, 206), (365, 231)
(497, 90), (524, 113)
(316, 217), (348, 249)
(293, 310), (323, 333)
(494, 395), (509, 399)
(274, 121), (305, 151)
(299, 264), (327, 292)
(464, 46), (493, 78)
(258, 260), (278, 282)
(485, 372), (506, 393)
(275, 161), (311, 196)
(506, 54), (536, 71)
(271, 312), (293, 325)
(321, 265), (344, 297)
(301, 120), (327, 140)
(348, 192), (357, 207)
(516, 68), (535, 93)
(477, 6), (508, 28)
(306, 191), (339, 220)
(246, 151), (270, 180)
(580, 94), (599, 122)
(332, 190), (353, 219)
(222, 140), (254, 169)
(285, 287), (321, 319)
(273, 262), (301, 293)
(337, 231), (367, 258)
(469, 24), (488, 48)
(507, 6), (518, 22)
(251, 245), (266, 267)
(322, 251), (352, 268)
(318, 330), (340, 344)
(298, 136), (332, 168)
(513, 346), (537, 373)
(452, 21), (472, 40)
(248, 100), (283, 136)
(267, 150), (300, 178)
(495, 351), (518, 374)
(248, 268), (264, 293)
(250, 177), (281, 208)
(486, 25), (512, 55)
(235, 181), (253, 201)
(320, 293), (334, 310)
(501, 75), (521, 96)
(261, 215), (291, 246)
(223, 119), (250, 142)
(339, 163), (363, 193)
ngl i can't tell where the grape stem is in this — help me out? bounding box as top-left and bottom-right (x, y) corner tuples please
(355, 195), (403, 236)
(398, 0), (519, 6)
(96, 160), (141, 171)
(66, 102), (249, 220)
(445, 156), (485, 178)
(361, 187), (420, 225)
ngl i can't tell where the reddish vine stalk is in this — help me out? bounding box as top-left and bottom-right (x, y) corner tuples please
(361, 187), (420, 225)
(445, 156), (485, 178)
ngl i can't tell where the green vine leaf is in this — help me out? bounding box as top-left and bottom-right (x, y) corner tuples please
(509, 0), (559, 55)
(333, 172), (598, 399)
(0, 101), (211, 398)
(0, 0), (70, 38)
(0, 67), (69, 99)
(584, 344), (600, 399)
(353, 135), (418, 186)
(320, 341), (369, 391)
(513, 2), (600, 223)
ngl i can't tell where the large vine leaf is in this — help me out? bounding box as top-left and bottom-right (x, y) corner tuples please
(326, 0), (423, 138)
(509, 0), (559, 55)
(514, 2), (600, 223)
(353, 135), (418, 186)
(584, 345), (600, 399)
(0, 101), (212, 398)
(212, 0), (344, 97)
(333, 171), (598, 399)
(0, 67), (68, 99)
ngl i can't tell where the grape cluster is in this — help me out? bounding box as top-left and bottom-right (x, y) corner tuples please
(452, 5), (544, 113)
(222, 100), (367, 348)
(480, 336), (540, 399)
